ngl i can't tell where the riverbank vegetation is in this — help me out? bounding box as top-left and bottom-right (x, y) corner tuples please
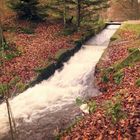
(61, 22), (140, 139)
(0, 0), (109, 99)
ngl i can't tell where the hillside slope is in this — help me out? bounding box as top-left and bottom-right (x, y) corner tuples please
(0, 0), (13, 21)
(61, 22), (140, 139)
(101, 0), (140, 21)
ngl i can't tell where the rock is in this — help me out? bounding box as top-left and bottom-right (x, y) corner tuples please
(80, 104), (89, 114)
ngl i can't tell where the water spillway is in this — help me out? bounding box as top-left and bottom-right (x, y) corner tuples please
(0, 25), (120, 140)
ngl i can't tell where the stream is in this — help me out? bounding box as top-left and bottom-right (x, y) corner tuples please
(0, 25), (120, 140)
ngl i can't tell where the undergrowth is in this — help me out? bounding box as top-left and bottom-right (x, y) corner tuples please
(104, 94), (126, 123)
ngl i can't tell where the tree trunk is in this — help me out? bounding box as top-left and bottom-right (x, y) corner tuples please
(63, 0), (66, 28)
(77, 0), (81, 28)
(0, 17), (4, 48)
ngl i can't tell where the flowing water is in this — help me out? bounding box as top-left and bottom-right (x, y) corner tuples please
(0, 25), (120, 140)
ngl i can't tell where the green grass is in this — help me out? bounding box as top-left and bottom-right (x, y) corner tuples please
(114, 49), (140, 71)
(102, 74), (109, 83)
(0, 84), (9, 97)
(0, 49), (21, 61)
(34, 64), (50, 73)
(101, 48), (140, 85)
(76, 97), (97, 114)
(110, 23), (140, 42)
(0, 76), (27, 99)
(88, 100), (97, 113)
(121, 23), (140, 36)
(110, 33), (120, 41)
(10, 76), (27, 93)
(101, 49), (140, 84)
(3, 23), (35, 34)
(103, 49), (140, 74)
(15, 82), (27, 93)
(113, 70), (124, 84)
(0, 40), (22, 61)
(0, 41), (9, 51)
(98, 24), (140, 86)
(104, 94), (126, 123)
(127, 47), (139, 53)
(76, 97), (85, 106)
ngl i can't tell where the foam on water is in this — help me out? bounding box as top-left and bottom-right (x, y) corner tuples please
(0, 25), (120, 138)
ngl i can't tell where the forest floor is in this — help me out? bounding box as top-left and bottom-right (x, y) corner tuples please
(61, 22), (140, 139)
(0, 17), (83, 97)
(0, 15), (104, 98)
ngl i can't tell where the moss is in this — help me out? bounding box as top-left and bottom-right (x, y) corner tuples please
(103, 49), (140, 77)
(110, 34), (120, 41)
(88, 100), (97, 113)
(61, 26), (77, 36)
(34, 65), (50, 73)
(76, 98), (85, 106)
(114, 49), (140, 71)
(55, 48), (71, 60)
(106, 67), (114, 73)
(0, 41), (22, 61)
(99, 24), (140, 86)
(20, 27), (34, 34)
(102, 74), (109, 83)
(3, 51), (21, 60)
(113, 70), (124, 84)
(15, 82), (27, 93)
(109, 25), (123, 42)
(127, 47), (139, 53)
(101, 49), (140, 85)
(0, 84), (9, 97)
(34, 67), (45, 73)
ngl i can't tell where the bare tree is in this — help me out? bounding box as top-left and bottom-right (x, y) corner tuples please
(76, 0), (81, 28)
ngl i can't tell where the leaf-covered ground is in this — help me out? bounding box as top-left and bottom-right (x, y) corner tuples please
(0, 18), (82, 95)
(61, 22), (140, 139)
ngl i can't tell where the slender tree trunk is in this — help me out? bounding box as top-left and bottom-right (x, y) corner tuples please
(77, 0), (81, 28)
(6, 98), (15, 140)
(0, 14), (4, 48)
(63, 0), (66, 28)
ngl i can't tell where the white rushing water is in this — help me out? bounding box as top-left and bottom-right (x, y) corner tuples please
(0, 25), (120, 139)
